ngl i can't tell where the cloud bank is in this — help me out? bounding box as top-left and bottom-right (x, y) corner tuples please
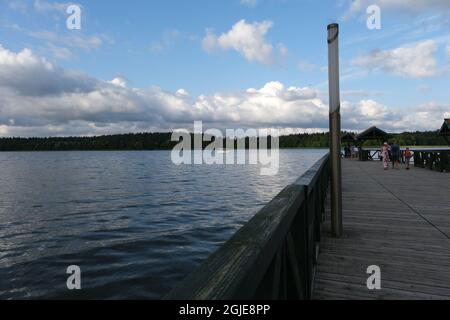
(0, 45), (448, 137)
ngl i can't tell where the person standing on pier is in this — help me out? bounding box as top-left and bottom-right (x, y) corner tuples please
(390, 141), (400, 169)
(404, 148), (413, 170)
(381, 142), (390, 170)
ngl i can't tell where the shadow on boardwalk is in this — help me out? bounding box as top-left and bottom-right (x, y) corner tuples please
(314, 159), (450, 300)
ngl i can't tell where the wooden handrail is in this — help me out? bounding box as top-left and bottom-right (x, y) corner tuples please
(414, 150), (450, 172)
(164, 153), (330, 300)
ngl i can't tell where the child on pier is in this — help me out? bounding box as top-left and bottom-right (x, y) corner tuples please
(404, 148), (413, 170)
(381, 142), (390, 170)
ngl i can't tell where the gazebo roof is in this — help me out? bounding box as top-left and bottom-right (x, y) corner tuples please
(356, 126), (389, 141)
(439, 119), (450, 136)
(341, 133), (356, 143)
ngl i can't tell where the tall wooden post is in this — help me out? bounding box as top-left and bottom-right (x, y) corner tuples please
(327, 23), (343, 237)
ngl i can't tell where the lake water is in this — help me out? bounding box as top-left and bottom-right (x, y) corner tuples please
(0, 149), (327, 299)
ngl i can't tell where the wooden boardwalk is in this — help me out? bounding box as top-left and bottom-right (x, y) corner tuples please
(313, 159), (450, 300)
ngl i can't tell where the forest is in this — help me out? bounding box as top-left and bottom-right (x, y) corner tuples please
(0, 130), (447, 151)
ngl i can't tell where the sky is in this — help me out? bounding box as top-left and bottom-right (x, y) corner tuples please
(0, 0), (449, 137)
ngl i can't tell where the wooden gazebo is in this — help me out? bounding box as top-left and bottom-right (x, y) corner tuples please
(355, 126), (390, 161)
(355, 126), (390, 144)
(439, 119), (450, 146)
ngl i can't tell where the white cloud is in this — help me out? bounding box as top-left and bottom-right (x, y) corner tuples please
(352, 40), (439, 78)
(109, 77), (127, 88)
(341, 100), (449, 132)
(240, 0), (258, 8)
(0, 45), (96, 95)
(0, 45), (447, 137)
(0, 45), (327, 135)
(202, 20), (285, 65)
(357, 99), (389, 119)
(446, 44), (450, 57)
(176, 89), (189, 97)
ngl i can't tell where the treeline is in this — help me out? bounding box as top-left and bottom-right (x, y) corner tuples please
(370, 131), (447, 147)
(0, 133), (176, 151)
(0, 131), (446, 152)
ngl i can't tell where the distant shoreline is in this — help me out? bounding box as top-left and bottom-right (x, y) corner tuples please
(0, 131), (447, 152)
(1, 147), (449, 153)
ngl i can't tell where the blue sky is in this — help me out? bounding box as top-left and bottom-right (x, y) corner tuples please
(0, 0), (449, 136)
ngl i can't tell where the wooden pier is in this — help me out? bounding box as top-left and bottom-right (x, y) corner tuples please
(313, 159), (450, 300)
(166, 153), (450, 300)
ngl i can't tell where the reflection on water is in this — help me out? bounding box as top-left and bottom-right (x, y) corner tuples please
(0, 149), (326, 299)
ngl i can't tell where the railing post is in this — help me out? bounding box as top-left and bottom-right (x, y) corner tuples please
(327, 23), (343, 238)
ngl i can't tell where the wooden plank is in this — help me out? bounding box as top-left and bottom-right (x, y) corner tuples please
(313, 159), (450, 300)
(314, 278), (450, 300)
(317, 272), (450, 298)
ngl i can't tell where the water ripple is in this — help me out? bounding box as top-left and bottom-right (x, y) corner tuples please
(0, 149), (326, 299)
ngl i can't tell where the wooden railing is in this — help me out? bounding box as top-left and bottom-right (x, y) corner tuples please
(414, 150), (450, 172)
(164, 154), (330, 300)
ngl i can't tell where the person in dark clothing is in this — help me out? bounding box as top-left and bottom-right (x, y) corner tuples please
(345, 145), (351, 158)
(390, 141), (400, 169)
